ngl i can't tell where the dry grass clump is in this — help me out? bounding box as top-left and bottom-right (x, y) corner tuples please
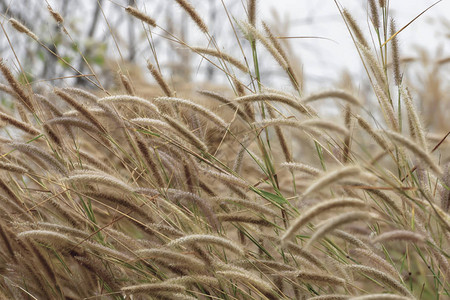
(0, 1), (448, 299)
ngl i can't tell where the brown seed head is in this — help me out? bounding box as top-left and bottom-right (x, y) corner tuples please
(248, 0), (256, 26)
(342, 10), (368, 48)
(390, 18), (401, 85)
(0, 59), (34, 111)
(47, 5), (64, 24)
(9, 18), (38, 40)
(174, 0), (208, 33)
(369, 0), (380, 29)
(125, 6), (157, 27)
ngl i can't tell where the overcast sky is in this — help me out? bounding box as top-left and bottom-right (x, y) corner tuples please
(255, 0), (449, 89)
(3, 0), (448, 92)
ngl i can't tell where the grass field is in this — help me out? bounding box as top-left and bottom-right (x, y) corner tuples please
(0, 0), (449, 299)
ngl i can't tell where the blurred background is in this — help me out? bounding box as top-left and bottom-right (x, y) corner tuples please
(1, 0), (449, 127)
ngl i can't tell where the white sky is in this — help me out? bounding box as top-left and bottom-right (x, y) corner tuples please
(256, 0), (449, 90)
(2, 0), (448, 92)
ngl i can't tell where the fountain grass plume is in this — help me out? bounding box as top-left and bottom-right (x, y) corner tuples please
(125, 6), (157, 27)
(347, 265), (413, 297)
(174, 0), (208, 33)
(302, 166), (361, 198)
(0, 58), (34, 111)
(305, 211), (375, 249)
(9, 18), (38, 41)
(167, 234), (245, 256)
(0, 2), (448, 299)
(281, 198), (366, 244)
(0, 111), (40, 135)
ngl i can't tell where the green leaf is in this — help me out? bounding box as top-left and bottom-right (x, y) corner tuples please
(92, 54), (104, 66)
(252, 188), (287, 207)
(58, 56), (73, 68)
(37, 49), (45, 62)
(18, 72), (33, 84)
(136, 128), (160, 137)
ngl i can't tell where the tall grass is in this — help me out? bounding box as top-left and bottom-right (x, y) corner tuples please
(0, 1), (448, 299)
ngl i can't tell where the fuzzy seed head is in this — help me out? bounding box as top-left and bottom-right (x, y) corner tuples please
(47, 5), (64, 24)
(125, 6), (157, 27)
(9, 18), (38, 40)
